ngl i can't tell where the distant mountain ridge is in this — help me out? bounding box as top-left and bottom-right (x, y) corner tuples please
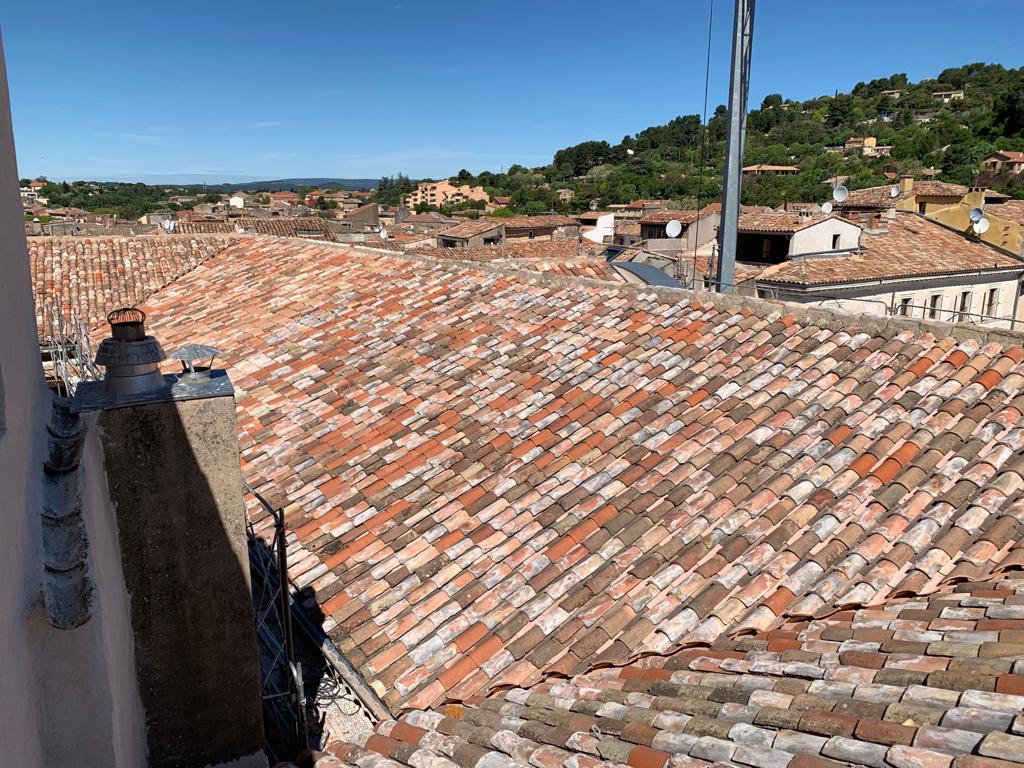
(210, 177), (383, 192)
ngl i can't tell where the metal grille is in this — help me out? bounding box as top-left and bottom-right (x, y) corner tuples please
(39, 303), (102, 397)
(244, 482), (308, 762)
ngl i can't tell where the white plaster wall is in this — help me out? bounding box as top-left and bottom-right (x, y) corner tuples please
(583, 213), (614, 243)
(765, 271), (1024, 329)
(790, 218), (861, 254)
(0, 32), (50, 768)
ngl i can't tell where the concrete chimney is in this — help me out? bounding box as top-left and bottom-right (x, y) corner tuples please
(964, 187), (985, 209)
(899, 174), (914, 194)
(73, 313), (266, 768)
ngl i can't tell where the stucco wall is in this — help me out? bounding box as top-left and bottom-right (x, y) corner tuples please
(790, 218), (861, 254)
(764, 270), (1024, 329)
(0, 32), (50, 768)
(0, 35), (148, 768)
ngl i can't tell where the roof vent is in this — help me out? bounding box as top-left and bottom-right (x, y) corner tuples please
(94, 308), (167, 395)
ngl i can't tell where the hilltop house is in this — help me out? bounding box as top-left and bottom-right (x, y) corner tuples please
(982, 150), (1024, 175)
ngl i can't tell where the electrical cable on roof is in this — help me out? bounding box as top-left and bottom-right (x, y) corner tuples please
(688, 0), (715, 290)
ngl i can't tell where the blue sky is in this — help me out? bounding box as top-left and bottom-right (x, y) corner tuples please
(2, 0), (1022, 183)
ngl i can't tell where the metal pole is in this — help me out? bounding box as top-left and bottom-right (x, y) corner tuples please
(716, 0), (756, 293)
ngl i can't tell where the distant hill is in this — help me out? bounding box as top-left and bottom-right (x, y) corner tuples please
(437, 61), (1024, 214)
(209, 178), (382, 192)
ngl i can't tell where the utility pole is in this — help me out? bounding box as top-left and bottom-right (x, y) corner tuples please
(716, 0), (756, 293)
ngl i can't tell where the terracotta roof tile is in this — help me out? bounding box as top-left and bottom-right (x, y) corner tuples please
(120, 236), (1024, 726)
(843, 182), (969, 209)
(758, 214), (1024, 286)
(315, 580), (1024, 765)
(174, 217), (336, 241)
(29, 234), (233, 335)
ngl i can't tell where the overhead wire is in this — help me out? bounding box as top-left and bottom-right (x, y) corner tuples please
(687, 0), (716, 288)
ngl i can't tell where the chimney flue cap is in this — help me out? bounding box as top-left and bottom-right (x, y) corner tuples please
(107, 307), (147, 341)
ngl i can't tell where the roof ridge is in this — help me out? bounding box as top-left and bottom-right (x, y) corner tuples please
(350, 243), (1024, 347)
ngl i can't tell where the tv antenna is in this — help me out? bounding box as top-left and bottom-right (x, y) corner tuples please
(889, 185), (900, 198)
(379, 227), (389, 240)
(589, 200), (599, 211)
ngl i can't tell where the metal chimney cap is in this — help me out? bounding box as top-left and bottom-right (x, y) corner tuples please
(169, 343), (221, 379)
(107, 307), (147, 341)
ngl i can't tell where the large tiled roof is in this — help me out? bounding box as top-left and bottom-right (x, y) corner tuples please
(758, 214), (1024, 286)
(29, 234), (233, 335)
(311, 578), (1024, 768)
(842, 182), (969, 209)
(132, 235), (1024, 726)
(438, 219), (504, 240)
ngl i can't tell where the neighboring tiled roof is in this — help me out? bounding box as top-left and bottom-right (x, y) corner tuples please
(410, 240), (604, 262)
(991, 151), (1024, 162)
(843, 182), (969, 209)
(641, 210), (699, 225)
(502, 257), (625, 282)
(437, 218), (504, 240)
(500, 215), (579, 229)
(759, 213), (1024, 286)
(310, 576), (1024, 768)
(989, 201), (1024, 226)
(136, 235), (1024, 722)
(615, 221), (641, 236)
(626, 200), (671, 209)
(175, 217), (336, 241)
(738, 211), (833, 234)
(29, 234), (233, 335)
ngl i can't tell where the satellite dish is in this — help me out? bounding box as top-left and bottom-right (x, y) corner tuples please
(821, 201), (833, 214)
(379, 228), (389, 240)
(889, 185), (900, 198)
(665, 219), (683, 238)
(589, 200), (599, 211)
(626, 148), (635, 156)
(973, 217), (990, 234)
(969, 207), (985, 223)
(832, 185), (849, 203)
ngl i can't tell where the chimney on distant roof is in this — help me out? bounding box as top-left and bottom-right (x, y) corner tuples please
(899, 174), (914, 194)
(797, 209), (812, 222)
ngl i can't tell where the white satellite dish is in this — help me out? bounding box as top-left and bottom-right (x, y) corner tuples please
(973, 217), (990, 234)
(821, 201), (833, 214)
(969, 207), (985, 223)
(379, 228), (389, 240)
(889, 185), (900, 198)
(665, 219), (683, 238)
(590, 200), (599, 211)
(832, 185), (849, 203)
(626, 148), (635, 156)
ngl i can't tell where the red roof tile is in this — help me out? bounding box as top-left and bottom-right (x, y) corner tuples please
(758, 213), (1024, 286)
(29, 234), (233, 335)
(133, 235), (1024, 721)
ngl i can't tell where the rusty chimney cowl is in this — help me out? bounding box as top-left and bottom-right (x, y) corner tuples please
(94, 308), (167, 396)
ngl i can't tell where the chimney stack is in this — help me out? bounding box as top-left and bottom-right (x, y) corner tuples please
(899, 174), (914, 194)
(74, 313), (265, 768)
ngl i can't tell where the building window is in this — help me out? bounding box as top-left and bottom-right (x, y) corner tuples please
(928, 294), (942, 319)
(831, 234), (840, 249)
(918, 202), (927, 215)
(986, 287), (999, 317)
(897, 297), (913, 317)
(957, 291), (972, 322)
